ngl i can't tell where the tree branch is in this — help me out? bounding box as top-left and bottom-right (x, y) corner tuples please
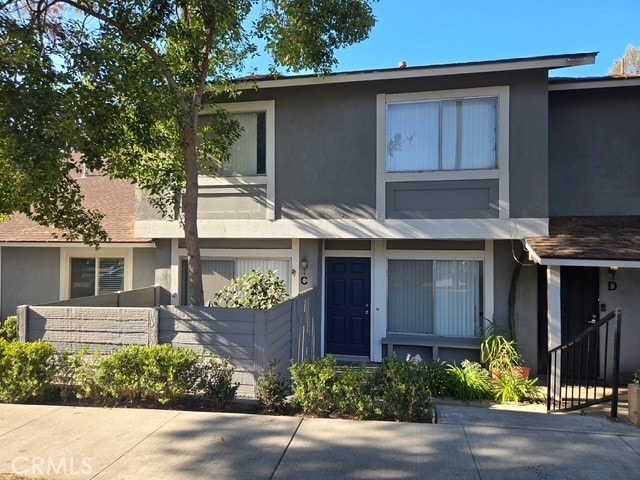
(192, 17), (217, 109)
(52, 0), (190, 113)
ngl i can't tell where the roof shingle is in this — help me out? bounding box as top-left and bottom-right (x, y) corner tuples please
(0, 173), (151, 244)
(526, 216), (640, 262)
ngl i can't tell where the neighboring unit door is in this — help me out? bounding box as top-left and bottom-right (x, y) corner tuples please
(560, 266), (600, 377)
(325, 257), (371, 357)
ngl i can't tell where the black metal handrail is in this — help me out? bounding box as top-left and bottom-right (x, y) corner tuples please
(547, 308), (622, 417)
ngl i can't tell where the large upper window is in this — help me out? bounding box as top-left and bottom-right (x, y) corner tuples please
(386, 97), (497, 173)
(199, 101), (274, 180)
(387, 259), (482, 337)
(217, 111), (266, 177)
(70, 257), (124, 298)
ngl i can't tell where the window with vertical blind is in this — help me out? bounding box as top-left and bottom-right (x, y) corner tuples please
(387, 259), (482, 337)
(217, 111), (266, 176)
(70, 257), (125, 298)
(182, 258), (290, 305)
(386, 97), (497, 173)
(199, 101), (273, 179)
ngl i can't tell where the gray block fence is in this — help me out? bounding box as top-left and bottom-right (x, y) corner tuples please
(17, 287), (320, 398)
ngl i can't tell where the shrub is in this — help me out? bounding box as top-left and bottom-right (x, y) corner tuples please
(361, 355), (434, 422)
(195, 355), (239, 410)
(332, 365), (370, 418)
(446, 361), (493, 400)
(0, 315), (18, 341)
(492, 368), (541, 403)
(257, 359), (290, 414)
(419, 360), (451, 398)
(290, 355), (339, 416)
(96, 345), (200, 405)
(211, 269), (287, 310)
(0, 339), (57, 403)
(68, 350), (103, 401)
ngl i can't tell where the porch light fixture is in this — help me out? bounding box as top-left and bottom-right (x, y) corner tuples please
(608, 266), (619, 291)
(300, 258), (308, 275)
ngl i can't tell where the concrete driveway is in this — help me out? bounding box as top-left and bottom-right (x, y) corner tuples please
(0, 403), (639, 479)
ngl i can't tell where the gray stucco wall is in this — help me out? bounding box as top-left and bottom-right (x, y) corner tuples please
(492, 240), (515, 331)
(599, 267), (640, 375)
(513, 263), (539, 373)
(230, 69), (549, 220)
(549, 85), (640, 216)
(299, 239), (321, 292)
(386, 179), (499, 219)
(133, 248), (156, 290)
(1, 247), (60, 319)
(493, 240), (539, 373)
(154, 239), (173, 305)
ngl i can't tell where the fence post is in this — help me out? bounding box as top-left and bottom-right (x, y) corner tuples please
(16, 305), (28, 342)
(253, 311), (267, 395)
(148, 308), (159, 346)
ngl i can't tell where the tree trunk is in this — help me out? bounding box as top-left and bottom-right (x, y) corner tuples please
(182, 117), (204, 306)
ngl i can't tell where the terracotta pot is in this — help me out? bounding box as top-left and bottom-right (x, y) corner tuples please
(491, 365), (530, 380)
(514, 366), (530, 380)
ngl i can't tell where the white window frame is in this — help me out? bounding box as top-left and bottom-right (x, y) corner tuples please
(59, 248), (133, 300)
(376, 86), (510, 219)
(199, 100), (276, 219)
(173, 241), (298, 305)
(386, 255), (484, 337)
(380, 243), (494, 341)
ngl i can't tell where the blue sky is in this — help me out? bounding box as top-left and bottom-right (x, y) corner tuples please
(254, 0), (639, 78)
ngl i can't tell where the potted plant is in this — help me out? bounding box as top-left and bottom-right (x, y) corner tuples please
(629, 371), (640, 426)
(481, 334), (529, 379)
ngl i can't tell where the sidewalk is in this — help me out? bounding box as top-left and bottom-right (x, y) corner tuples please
(1, 403), (639, 480)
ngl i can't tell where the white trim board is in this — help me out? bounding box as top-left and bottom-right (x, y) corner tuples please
(525, 240), (640, 268)
(549, 78), (640, 91)
(137, 217), (548, 240)
(376, 86), (510, 220)
(199, 100), (276, 220)
(59, 247), (134, 300)
(0, 242), (155, 248)
(235, 54), (596, 90)
(531, 257), (640, 269)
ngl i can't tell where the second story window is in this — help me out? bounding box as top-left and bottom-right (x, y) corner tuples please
(221, 111), (266, 176)
(386, 97), (497, 173)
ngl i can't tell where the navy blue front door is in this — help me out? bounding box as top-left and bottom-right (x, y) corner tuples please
(325, 258), (371, 356)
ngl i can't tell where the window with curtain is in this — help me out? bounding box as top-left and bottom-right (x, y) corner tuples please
(183, 258), (291, 305)
(70, 257), (124, 298)
(220, 111), (266, 176)
(387, 259), (482, 337)
(386, 97), (497, 173)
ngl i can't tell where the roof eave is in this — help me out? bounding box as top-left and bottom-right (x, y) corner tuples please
(236, 52), (598, 90)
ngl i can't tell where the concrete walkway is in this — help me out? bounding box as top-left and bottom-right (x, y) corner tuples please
(1, 404), (639, 479)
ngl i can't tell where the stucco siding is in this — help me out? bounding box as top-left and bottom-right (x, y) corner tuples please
(133, 248), (156, 290)
(217, 68), (549, 221)
(1, 247), (60, 319)
(507, 72), (549, 218)
(599, 267), (640, 374)
(549, 86), (640, 216)
(386, 179), (499, 219)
